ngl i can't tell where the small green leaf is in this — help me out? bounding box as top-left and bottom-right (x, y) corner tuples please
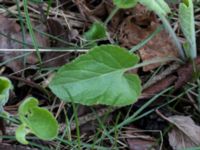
(113, 0), (138, 9)
(16, 124), (29, 145)
(84, 22), (107, 41)
(0, 77), (13, 110)
(24, 107), (59, 140)
(139, 0), (171, 16)
(179, 0), (196, 59)
(16, 97), (59, 144)
(49, 45), (142, 106)
(18, 97), (38, 117)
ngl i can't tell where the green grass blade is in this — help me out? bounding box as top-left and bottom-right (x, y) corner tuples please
(23, 0), (42, 63)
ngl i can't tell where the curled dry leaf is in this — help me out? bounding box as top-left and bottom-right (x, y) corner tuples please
(125, 127), (158, 150)
(118, 4), (178, 71)
(167, 115), (200, 150)
(0, 15), (49, 72)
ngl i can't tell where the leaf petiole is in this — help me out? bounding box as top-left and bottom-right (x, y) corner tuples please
(104, 7), (120, 26)
(126, 57), (183, 71)
(158, 14), (186, 60)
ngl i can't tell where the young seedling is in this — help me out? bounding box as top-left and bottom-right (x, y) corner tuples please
(50, 0), (197, 107)
(105, 0), (138, 25)
(0, 77), (58, 144)
(0, 77), (13, 112)
(84, 22), (107, 41)
(16, 97), (59, 144)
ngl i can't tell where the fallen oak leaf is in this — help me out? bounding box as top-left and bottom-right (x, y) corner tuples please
(156, 111), (200, 150)
(118, 13), (178, 71)
(167, 116), (200, 150)
(0, 15), (49, 72)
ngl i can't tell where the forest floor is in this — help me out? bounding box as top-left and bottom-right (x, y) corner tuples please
(0, 0), (200, 150)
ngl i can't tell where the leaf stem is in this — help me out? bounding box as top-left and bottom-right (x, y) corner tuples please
(126, 57), (182, 71)
(104, 7), (119, 26)
(23, 0), (42, 64)
(159, 14), (186, 60)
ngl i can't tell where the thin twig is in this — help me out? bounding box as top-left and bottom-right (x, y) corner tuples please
(0, 49), (88, 52)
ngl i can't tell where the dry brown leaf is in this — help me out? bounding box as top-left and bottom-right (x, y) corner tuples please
(125, 127), (158, 150)
(118, 4), (178, 72)
(0, 15), (49, 72)
(167, 115), (200, 150)
(169, 128), (197, 150)
(0, 15), (49, 49)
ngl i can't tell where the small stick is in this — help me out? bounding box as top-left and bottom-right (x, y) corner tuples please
(143, 63), (180, 90)
(0, 49), (88, 52)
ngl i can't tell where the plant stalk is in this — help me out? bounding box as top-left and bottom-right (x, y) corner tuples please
(159, 14), (186, 60)
(104, 7), (119, 26)
(23, 0), (42, 64)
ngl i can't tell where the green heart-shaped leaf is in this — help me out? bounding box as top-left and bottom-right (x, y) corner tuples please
(49, 45), (142, 106)
(0, 77), (13, 109)
(16, 97), (59, 144)
(84, 22), (107, 41)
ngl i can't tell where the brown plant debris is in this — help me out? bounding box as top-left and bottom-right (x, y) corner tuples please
(118, 5), (178, 71)
(167, 115), (200, 150)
